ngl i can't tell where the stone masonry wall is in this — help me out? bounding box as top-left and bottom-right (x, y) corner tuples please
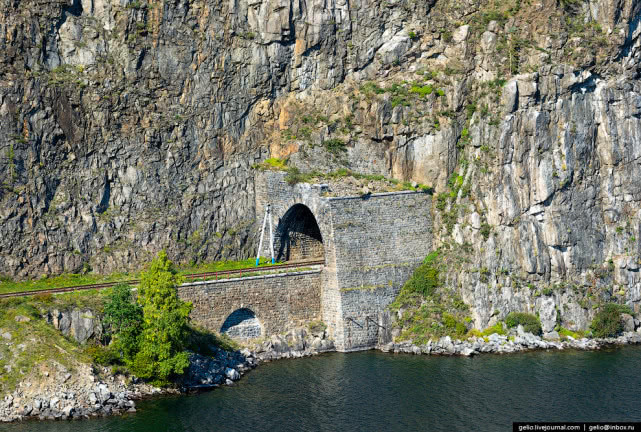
(254, 171), (433, 351)
(178, 270), (322, 338)
(254, 171), (333, 256)
(326, 192), (433, 351)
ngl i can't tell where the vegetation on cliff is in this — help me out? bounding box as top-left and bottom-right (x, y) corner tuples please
(390, 250), (471, 344)
(590, 303), (633, 338)
(0, 292), (102, 395)
(0, 252), (239, 401)
(392, 249), (633, 343)
(505, 312), (542, 336)
(254, 158), (433, 194)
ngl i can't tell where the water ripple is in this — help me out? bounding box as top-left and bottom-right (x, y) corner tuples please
(2, 347), (641, 432)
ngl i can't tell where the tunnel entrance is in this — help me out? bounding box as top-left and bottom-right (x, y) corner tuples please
(220, 308), (262, 339)
(276, 204), (324, 262)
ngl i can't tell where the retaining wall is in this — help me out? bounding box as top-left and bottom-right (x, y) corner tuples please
(178, 270), (322, 337)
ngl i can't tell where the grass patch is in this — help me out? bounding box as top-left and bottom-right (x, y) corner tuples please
(396, 305), (468, 345)
(176, 257), (277, 276)
(280, 167), (433, 193)
(0, 273), (134, 295)
(253, 157), (288, 171)
(480, 322), (506, 336)
(308, 320), (327, 334)
(557, 327), (585, 340)
(360, 81), (385, 95)
(409, 84), (433, 97)
(0, 258), (282, 295)
(0, 298), (91, 394)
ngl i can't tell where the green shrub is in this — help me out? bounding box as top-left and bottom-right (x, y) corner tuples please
(360, 82), (385, 95)
(435, 193), (449, 211)
(409, 84), (433, 97)
(402, 251), (440, 297)
(103, 283), (142, 358)
(403, 265), (439, 297)
(256, 157), (287, 170)
(505, 312), (542, 335)
(480, 223), (492, 240)
(33, 292), (53, 303)
(285, 166), (305, 185)
(423, 250), (439, 265)
(85, 344), (120, 366)
(307, 320), (327, 334)
(104, 284), (141, 334)
(466, 104), (477, 119)
(541, 286), (554, 296)
(590, 303), (632, 338)
(557, 327), (585, 340)
(480, 322), (506, 336)
(442, 313), (467, 336)
(323, 138), (347, 155)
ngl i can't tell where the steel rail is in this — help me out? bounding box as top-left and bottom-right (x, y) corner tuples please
(0, 260), (325, 299)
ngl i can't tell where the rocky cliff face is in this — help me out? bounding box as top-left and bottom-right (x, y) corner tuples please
(0, 0), (436, 277)
(1, 0), (641, 331)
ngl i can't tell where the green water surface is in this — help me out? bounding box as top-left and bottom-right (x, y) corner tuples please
(2, 347), (641, 431)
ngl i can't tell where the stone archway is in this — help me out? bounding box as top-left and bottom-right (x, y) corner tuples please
(220, 308), (262, 339)
(275, 203), (324, 262)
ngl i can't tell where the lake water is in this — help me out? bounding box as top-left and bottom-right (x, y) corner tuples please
(2, 347), (641, 431)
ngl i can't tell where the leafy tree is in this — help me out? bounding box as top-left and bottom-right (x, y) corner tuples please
(103, 283), (142, 360)
(130, 251), (192, 385)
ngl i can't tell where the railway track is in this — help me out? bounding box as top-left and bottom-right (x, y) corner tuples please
(0, 260), (325, 299)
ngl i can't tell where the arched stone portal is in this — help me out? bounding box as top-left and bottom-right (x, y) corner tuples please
(220, 308), (262, 339)
(276, 204), (324, 262)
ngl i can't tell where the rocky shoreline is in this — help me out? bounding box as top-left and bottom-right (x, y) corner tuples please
(183, 328), (336, 389)
(0, 361), (170, 423)
(379, 326), (641, 356)
(3, 325), (641, 423)
(0, 327), (335, 423)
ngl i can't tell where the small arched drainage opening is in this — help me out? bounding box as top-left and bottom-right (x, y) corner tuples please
(220, 308), (262, 340)
(276, 204), (324, 262)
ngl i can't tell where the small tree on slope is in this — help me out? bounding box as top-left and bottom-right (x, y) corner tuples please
(130, 251), (192, 386)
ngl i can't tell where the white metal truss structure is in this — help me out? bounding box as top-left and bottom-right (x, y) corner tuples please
(256, 204), (275, 266)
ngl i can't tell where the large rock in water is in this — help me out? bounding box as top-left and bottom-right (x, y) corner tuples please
(225, 368), (240, 381)
(269, 335), (289, 353)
